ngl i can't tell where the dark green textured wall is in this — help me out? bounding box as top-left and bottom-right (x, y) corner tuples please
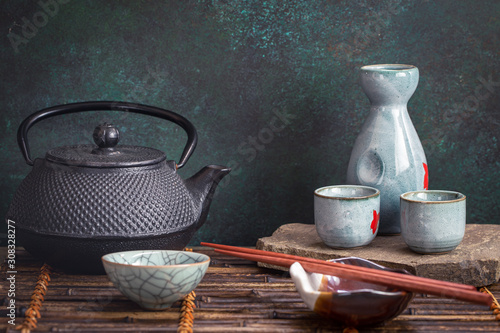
(1, 0), (499, 246)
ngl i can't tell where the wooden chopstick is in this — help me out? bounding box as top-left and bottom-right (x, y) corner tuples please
(212, 248), (492, 306)
(200, 242), (475, 291)
(201, 243), (492, 307)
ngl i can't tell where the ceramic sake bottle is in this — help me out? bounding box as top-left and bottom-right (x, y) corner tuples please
(346, 64), (428, 235)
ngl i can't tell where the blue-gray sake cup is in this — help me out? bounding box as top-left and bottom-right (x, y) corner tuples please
(314, 185), (381, 248)
(400, 190), (466, 254)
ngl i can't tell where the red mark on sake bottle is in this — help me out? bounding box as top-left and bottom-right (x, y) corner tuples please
(423, 163), (429, 190)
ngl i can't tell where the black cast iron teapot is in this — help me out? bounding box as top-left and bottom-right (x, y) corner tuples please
(6, 101), (230, 274)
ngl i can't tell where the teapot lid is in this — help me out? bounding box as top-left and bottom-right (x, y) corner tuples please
(45, 123), (166, 167)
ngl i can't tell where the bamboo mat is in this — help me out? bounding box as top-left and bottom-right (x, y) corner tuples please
(1, 248), (499, 332)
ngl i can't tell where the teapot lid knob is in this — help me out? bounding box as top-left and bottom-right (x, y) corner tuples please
(47, 121), (166, 166)
(92, 123), (120, 153)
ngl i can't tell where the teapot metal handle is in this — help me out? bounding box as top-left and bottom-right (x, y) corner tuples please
(18, 101), (198, 169)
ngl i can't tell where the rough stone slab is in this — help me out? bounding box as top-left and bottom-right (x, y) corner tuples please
(256, 223), (500, 287)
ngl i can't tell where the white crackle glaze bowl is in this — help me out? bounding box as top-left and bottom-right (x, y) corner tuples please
(102, 250), (210, 310)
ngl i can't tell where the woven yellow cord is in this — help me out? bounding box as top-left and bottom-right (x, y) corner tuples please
(16, 264), (52, 333)
(480, 287), (500, 321)
(178, 290), (197, 333)
(178, 247), (196, 333)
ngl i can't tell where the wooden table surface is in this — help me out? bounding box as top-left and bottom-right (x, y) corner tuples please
(1, 248), (499, 332)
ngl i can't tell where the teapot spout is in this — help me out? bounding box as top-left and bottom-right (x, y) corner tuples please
(185, 165), (231, 231)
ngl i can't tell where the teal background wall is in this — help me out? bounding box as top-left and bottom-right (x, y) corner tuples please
(1, 0), (499, 246)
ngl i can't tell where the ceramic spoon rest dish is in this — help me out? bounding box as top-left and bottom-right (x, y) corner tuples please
(290, 257), (414, 327)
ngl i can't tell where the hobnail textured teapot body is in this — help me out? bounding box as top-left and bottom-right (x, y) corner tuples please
(8, 159), (199, 237)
